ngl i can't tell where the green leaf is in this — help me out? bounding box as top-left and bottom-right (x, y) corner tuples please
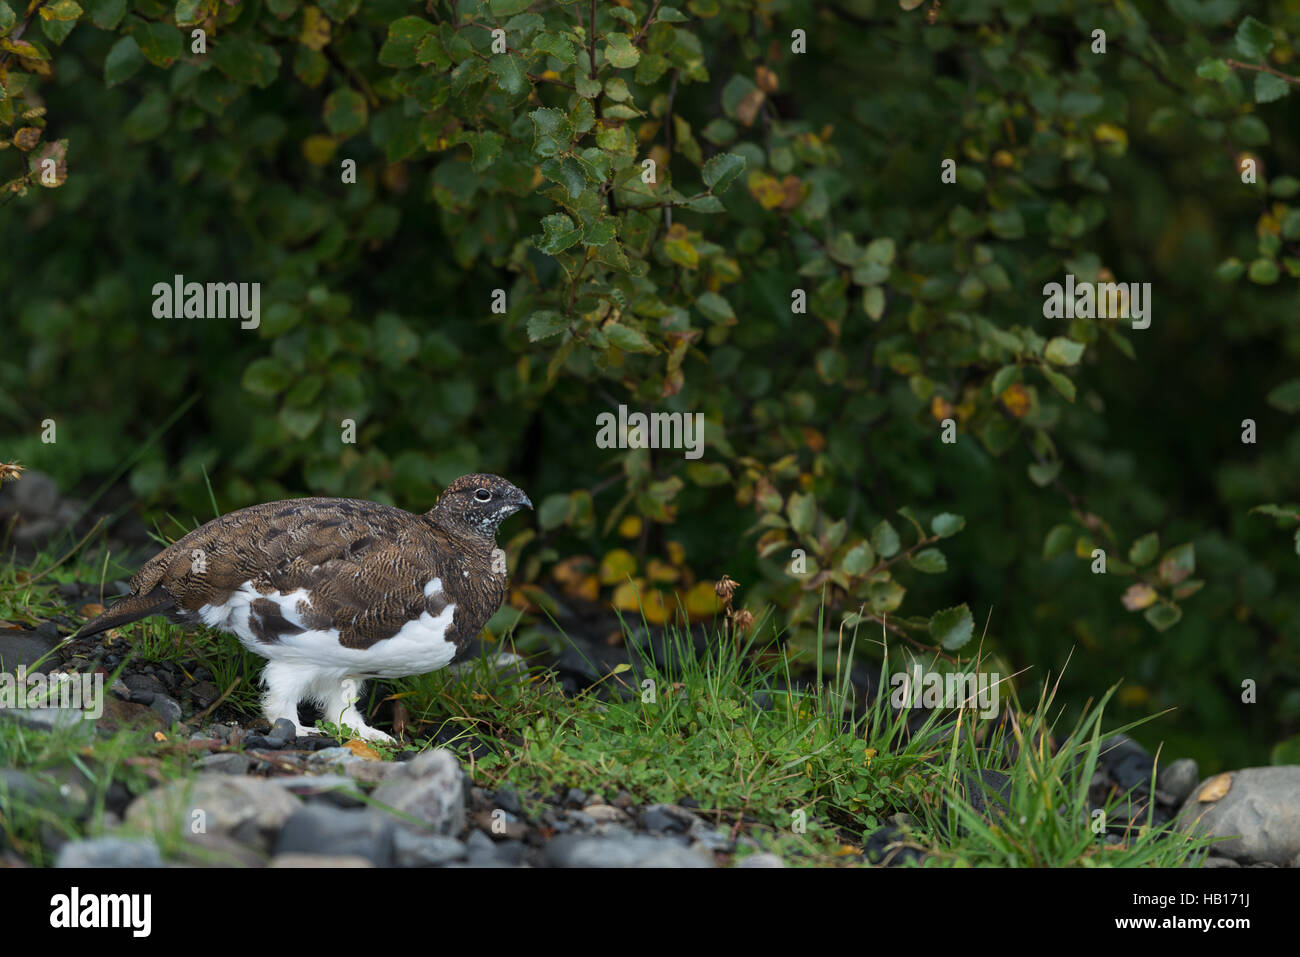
(104, 34), (143, 86)
(242, 357), (292, 396)
(1128, 532), (1159, 566)
(213, 35), (281, 88)
(1042, 523), (1073, 559)
(930, 604), (974, 650)
(606, 322), (654, 353)
(604, 33), (641, 69)
(1255, 71), (1290, 103)
(931, 513), (965, 538)
(842, 541), (875, 575)
(1265, 378), (1300, 413)
(582, 218), (617, 247)
(870, 520), (900, 559)
(1235, 16), (1274, 60)
(538, 492), (570, 530)
(1157, 543), (1195, 586)
(1027, 461), (1061, 487)
(378, 16), (435, 68)
(0, 0), (16, 35)
(39, 0), (82, 22)
(701, 152), (745, 193)
(489, 0), (533, 14)
(526, 310), (568, 341)
(85, 0), (126, 30)
(529, 106), (572, 158)
(1044, 337), (1085, 366)
(323, 88), (367, 136)
(131, 21), (182, 67)
(279, 406), (322, 440)
(1143, 603), (1182, 632)
(531, 32), (576, 64)
(537, 213), (582, 254)
(1195, 58), (1230, 82)
(1040, 366), (1076, 402)
(123, 89), (170, 141)
(1248, 258), (1279, 284)
(695, 291), (734, 324)
(787, 492), (816, 536)
(909, 548), (947, 574)
(488, 54), (528, 95)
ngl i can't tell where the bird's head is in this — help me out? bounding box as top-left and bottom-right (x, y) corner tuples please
(429, 473), (532, 538)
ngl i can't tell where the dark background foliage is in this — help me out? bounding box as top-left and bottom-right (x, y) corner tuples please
(4, 0), (1300, 769)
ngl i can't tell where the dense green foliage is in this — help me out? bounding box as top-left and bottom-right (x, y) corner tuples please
(4, 0), (1300, 766)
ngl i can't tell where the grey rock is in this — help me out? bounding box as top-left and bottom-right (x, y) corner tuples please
(1, 469), (59, 516)
(0, 633), (60, 671)
(124, 774), (301, 849)
(494, 786), (522, 816)
(641, 803), (699, 833)
(195, 753), (252, 775)
(546, 834), (709, 868)
(465, 829), (499, 865)
(1157, 758), (1200, 805)
(1201, 856), (1241, 868)
(581, 804), (629, 824)
(564, 787), (587, 808)
(277, 775), (365, 808)
(270, 853), (374, 867)
(275, 805), (395, 867)
(1178, 766), (1300, 866)
(736, 852), (785, 868)
(371, 748), (464, 835)
(393, 830), (467, 867)
(150, 694), (183, 726)
(55, 837), (162, 868)
(0, 769), (48, 804)
(0, 706), (94, 737)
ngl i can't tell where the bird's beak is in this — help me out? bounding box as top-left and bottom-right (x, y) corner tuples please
(516, 490), (533, 510)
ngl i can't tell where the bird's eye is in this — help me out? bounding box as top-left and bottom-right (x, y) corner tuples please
(474, 488), (492, 502)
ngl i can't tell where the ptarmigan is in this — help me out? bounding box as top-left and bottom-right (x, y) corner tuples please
(73, 473), (532, 741)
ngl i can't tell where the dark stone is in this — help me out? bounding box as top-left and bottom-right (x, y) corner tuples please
(495, 786), (522, 816)
(150, 694), (183, 726)
(393, 830), (466, 867)
(642, 806), (685, 833)
(564, 787), (587, 808)
(0, 632), (60, 671)
(275, 805), (395, 867)
(864, 825), (925, 866)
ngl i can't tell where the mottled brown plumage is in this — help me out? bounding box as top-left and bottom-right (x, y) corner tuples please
(75, 473), (532, 740)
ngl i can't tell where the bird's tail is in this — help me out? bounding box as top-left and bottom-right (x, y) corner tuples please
(72, 589), (175, 640)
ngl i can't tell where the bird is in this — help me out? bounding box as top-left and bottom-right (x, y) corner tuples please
(72, 473), (532, 742)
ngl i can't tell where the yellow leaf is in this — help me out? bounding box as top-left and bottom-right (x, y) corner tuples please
(747, 170), (786, 210)
(646, 558), (679, 583)
(344, 739), (382, 760)
(617, 514), (642, 539)
(299, 6), (332, 51)
(1196, 772), (1232, 803)
(666, 541), (686, 565)
(1121, 583), (1157, 611)
(599, 548), (638, 585)
(1000, 383), (1030, 418)
(611, 579), (645, 611)
(302, 135), (338, 166)
(684, 581), (721, 619)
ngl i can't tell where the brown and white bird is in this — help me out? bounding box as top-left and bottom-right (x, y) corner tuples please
(73, 474), (532, 741)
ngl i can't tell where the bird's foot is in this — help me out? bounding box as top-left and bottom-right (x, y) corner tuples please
(347, 723), (395, 744)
